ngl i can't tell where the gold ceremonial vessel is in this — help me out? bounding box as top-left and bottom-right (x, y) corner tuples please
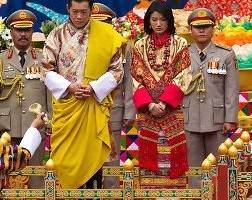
(28, 103), (51, 125)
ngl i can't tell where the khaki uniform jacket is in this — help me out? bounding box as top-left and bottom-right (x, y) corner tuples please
(0, 47), (51, 138)
(110, 44), (136, 131)
(183, 43), (239, 132)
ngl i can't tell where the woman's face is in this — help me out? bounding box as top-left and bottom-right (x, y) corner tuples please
(149, 11), (168, 37)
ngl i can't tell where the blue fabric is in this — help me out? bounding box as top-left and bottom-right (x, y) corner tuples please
(0, 0), (188, 32)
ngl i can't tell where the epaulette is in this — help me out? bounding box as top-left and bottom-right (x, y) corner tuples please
(0, 49), (8, 54)
(215, 43), (232, 51)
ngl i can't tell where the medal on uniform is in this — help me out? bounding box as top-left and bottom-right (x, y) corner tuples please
(208, 58), (220, 74)
(219, 63), (227, 75)
(207, 62), (212, 73)
(208, 61), (218, 74)
(25, 61), (41, 79)
(25, 67), (32, 79)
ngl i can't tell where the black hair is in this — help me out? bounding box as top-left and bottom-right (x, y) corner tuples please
(68, 0), (93, 9)
(144, 0), (176, 35)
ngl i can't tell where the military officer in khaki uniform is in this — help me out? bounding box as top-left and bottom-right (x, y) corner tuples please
(183, 8), (239, 188)
(92, 3), (136, 189)
(0, 10), (51, 188)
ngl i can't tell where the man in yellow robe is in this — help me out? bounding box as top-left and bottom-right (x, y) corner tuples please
(42, 0), (126, 189)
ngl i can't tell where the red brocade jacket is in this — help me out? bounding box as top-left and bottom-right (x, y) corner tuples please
(131, 34), (192, 178)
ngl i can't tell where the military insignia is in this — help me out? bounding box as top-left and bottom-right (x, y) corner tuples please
(214, 57), (220, 62)
(92, 4), (100, 14)
(233, 56), (238, 70)
(7, 49), (13, 59)
(31, 48), (37, 59)
(207, 61), (219, 74)
(197, 11), (207, 17)
(19, 11), (26, 19)
(219, 64), (227, 75)
(25, 65), (41, 79)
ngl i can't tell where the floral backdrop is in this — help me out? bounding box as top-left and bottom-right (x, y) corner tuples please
(0, 17), (12, 52)
(184, 0), (252, 20)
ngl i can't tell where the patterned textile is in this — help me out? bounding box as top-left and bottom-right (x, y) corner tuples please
(228, 91), (252, 141)
(0, 145), (30, 190)
(42, 20), (124, 83)
(184, 0), (252, 20)
(131, 34), (192, 188)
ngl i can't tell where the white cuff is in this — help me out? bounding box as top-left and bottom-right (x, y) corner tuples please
(45, 71), (71, 100)
(89, 72), (117, 103)
(19, 127), (42, 157)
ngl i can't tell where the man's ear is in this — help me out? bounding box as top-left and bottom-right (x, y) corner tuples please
(66, 4), (70, 13)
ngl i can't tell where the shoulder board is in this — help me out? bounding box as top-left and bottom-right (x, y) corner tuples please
(215, 43), (232, 51)
(0, 49), (8, 56)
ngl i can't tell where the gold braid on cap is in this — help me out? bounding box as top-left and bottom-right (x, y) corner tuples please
(185, 72), (206, 101)
(0, 59), (23, 104)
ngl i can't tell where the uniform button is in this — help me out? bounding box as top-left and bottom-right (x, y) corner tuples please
(22, 97), (26, 101)
(221, 104), (224, 107)
(200, 99), (204, 103)
(21, 72), (25, 75)
(22, 110), (26, 114)
(22, 84), (25, 88)
(199, 67), (203, 70)
(6, 75), (9, 78)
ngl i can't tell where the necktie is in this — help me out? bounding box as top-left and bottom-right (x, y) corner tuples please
(199, 52), (206, 62)
(19, 51), (26, 67)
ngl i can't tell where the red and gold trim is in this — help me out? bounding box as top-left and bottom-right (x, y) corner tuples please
(31, 48), (37, 59)
(7, 49), (13, 59)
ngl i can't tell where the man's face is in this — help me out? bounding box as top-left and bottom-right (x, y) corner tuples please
(67, 1), (91, 29)
(191, 25), (214, 45)
(10, 27), (33, 51)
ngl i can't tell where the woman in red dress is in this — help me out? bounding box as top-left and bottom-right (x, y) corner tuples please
(131, 0), (192, 189)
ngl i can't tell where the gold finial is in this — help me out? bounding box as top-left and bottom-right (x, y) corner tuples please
(218, 143), (228, 155)
(1, 132), (11, 145)
(240, 131), (250, 144)
(207, 153), (216, 165)
(0, 140), (4, 155)
(234, 138), (244, 151)
(45, 159), (55, 171)
(0, 137), (8, 146)
(224, 138), (233, 149)
(238, 116), (252, 129)
(202, 159), (212, 171)
(228, 146), (238, 159)
(124, 159), (134, 171)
